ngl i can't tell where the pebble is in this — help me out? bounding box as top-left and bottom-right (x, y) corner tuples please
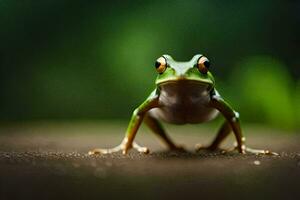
(253, 160), (261, 165)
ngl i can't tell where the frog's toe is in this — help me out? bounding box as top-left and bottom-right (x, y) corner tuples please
(244, 147), (279, 156)
(132, 142), (150, 154)
(88, 146), (121, 155)
(88, 148), (108, 155)
(88, 143), (125, 155)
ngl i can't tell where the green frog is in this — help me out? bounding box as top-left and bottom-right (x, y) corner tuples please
(89, 54), (276, 155)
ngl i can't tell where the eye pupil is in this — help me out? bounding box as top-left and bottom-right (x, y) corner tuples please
(203, 60), (210, 68)
(155, 61), (161, 68)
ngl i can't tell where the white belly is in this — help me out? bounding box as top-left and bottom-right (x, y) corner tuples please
(149, 81), (219, 124)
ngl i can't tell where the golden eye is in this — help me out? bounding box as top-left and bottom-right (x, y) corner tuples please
(197, 56), (210, 74)
(155, 56), (167, 74)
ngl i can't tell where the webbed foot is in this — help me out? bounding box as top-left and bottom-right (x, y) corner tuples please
(88, 139), (150, 155)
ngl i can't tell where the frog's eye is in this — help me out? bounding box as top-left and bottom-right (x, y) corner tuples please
(155, 56), (167, 74)
(197, 56), (210, 74)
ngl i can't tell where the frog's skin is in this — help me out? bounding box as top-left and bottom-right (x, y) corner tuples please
(89, 54), (276, 155)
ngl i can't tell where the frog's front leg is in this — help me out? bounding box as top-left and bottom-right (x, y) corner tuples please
(89, 90), (159, 155)
(198, 90), (277, 155)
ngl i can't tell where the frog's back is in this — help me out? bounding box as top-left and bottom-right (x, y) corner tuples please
(149, 81), (219, 124)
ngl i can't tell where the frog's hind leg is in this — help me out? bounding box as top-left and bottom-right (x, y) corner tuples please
(144, 114), (185, 151)
(195, 121), (231, 152)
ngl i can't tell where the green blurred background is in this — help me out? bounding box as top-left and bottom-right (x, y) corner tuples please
(0, 0), (299, 130)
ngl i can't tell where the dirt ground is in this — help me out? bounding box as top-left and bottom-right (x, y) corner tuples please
(0, 121), (299, 200)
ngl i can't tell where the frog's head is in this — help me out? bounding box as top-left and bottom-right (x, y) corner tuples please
(154, 54), (215, 87)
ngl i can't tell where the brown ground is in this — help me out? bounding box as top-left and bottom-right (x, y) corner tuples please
(0, 121), (299, 200)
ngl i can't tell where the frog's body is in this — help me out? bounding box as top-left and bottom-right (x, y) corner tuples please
(150, 80), (219, 124)
(89, 54), (275, 155)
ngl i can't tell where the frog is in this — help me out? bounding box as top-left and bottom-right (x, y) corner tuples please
(89, 54), (277, 155)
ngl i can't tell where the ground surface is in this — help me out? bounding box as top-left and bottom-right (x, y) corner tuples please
(0, 121), (299, 200)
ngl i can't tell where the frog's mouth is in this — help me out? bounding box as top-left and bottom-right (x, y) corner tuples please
(156, 77), (214, 86)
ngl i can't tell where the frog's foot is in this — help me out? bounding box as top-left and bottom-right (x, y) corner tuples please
(240, 146), (278, 155)
(195, 143), (278, 155)
(222, 144), (279, 156)
(88, 141), (150, 155)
